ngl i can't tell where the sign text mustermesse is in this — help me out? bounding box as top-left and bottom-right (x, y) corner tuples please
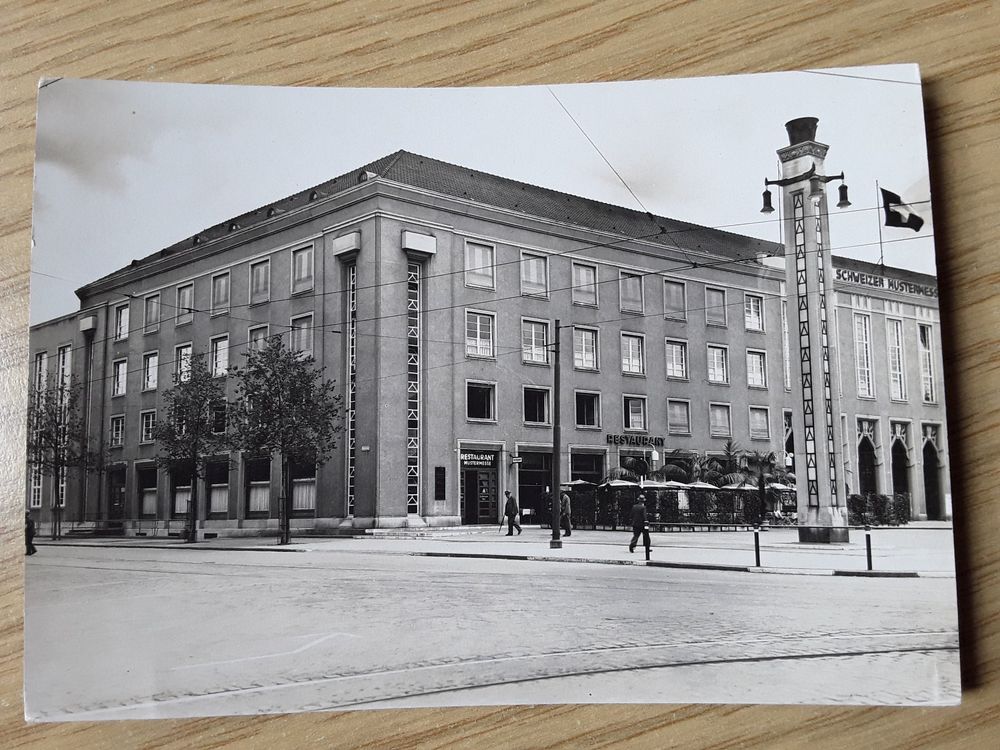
(606, 434), (665, 447)
(460, 451), (497, 468)
(834, 268), (937, 297)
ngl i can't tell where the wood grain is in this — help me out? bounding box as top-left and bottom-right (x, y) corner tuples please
(1, 1), (997, 747)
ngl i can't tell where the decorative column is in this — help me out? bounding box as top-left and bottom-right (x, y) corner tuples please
(768, 117), (850, 543)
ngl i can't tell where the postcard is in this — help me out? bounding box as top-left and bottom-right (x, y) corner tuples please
(24, 67), (958, 719)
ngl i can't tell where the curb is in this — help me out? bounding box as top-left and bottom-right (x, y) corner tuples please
(32, 542), (953, 577)
(34, 541), (306, 553)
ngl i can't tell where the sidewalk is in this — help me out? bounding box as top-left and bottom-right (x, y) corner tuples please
(36, 524), (956, 577)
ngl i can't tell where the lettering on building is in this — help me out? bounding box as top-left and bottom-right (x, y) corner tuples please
(834, 268), (937, 298)
(605, 434), (665, 447)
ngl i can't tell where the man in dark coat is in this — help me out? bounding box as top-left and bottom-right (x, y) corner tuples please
(25, 512), (37, 556)
(628, 493), (651, 553)
(560, 490), (572, 536)
(503, 490), (522, 536)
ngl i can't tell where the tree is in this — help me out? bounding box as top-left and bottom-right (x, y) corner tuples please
(27, 376), (104, 539)
(228, 336), (343, 545)
(744, 450), (791, 525)
(153, 354), (229, 543)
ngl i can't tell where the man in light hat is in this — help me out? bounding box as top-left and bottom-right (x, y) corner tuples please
(628, 493), (651, 553)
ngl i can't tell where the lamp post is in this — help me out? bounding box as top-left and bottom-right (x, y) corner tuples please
(550, 318), (562, 549)
(761, 117), (852, 543)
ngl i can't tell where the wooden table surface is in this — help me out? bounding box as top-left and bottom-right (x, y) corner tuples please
(1, 2), (997, 747)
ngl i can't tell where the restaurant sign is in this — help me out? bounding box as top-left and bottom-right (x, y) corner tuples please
(834, 268), (937, 298)
(606, 434), (665, 447)
(460, 451), (497, 468)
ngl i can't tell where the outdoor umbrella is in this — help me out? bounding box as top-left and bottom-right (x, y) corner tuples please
(561, 479), (596, 488)
(767, 482), (794, 491)
(598, 479), (640, 488)
(686, 481), (719, 490)
(638, 479), (669, 489)
(721, 481), (758, 491)
(661, 480), (690, 489)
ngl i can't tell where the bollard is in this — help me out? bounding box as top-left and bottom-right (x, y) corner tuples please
(645, 532), (651, 561)
(865, 525), (873, 571)
(754, 526), (761, 567)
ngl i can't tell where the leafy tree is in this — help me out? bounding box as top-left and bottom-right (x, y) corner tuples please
(27, 376), (104, 539)
(153, 354), (229, 543)
(228, 335), (343, 545)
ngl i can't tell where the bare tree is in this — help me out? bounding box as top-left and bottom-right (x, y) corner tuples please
(27, 377), (103, 539)
(228, 336), (343, 545)
(153, 353), (229, 543)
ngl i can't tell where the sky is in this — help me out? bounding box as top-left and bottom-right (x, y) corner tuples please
(30, 66), (936, 324)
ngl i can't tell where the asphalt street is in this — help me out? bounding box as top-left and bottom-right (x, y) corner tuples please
(24, 545), (961, 720)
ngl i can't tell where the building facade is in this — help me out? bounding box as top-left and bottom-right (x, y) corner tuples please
(25, 151), (951, 535)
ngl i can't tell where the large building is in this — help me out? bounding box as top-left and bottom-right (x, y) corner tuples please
(25, 150), (951, 535)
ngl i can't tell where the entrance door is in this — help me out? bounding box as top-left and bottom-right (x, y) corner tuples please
(923, 442), (942, 520)
(891, 441), (910, 495)
(858, 438), (877, 496)
(108, 468), (127, 522)
(517, 452), (552, 525)
(461, 469), (498, 524)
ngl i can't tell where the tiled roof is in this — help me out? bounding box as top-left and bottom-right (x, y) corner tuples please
(79, 149), (783, 296)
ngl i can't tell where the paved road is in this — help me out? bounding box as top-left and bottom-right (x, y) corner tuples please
(24, 546), (960, 720)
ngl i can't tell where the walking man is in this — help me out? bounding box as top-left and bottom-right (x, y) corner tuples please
(628, 493), (651, 553)
(503, 490), (522, 536)
(25, 512), (37, 556)
(560, 490), (572, 537)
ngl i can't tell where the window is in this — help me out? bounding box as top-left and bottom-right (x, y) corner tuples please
(56, 345), (71, 389)
(467, 382), (496, 421)
(249, 259), (270, 305)
(248, 325), (269, 352)
(523, 387), (550, 424)
(749, 406), (770, 440)
(667, 400), (691, 435)
(707, 345), (729, 384)
(211, 401), (227, 433)
(464, 242), (495, 288)
(291, 314), (313, 356)
(112, 359), (127, 396)
(744, 294), (764, 331)
(211, 272), (230, 315)
(621, 333), (644, 375)
(665, 339), (687, 379)
(710, 403), (732, 437)
(747, 349), (767, 388)
(176, 283), (194, 325)
(919, 324), (936, 402)
(30, 465), (42, 508)
(623, 396), (646, 431)
(575, 392), (600, 428)
(572, 262), (598, 306)
(573, 327), (598, 370)
(175, 343), (192, 382)
(143, 294), (160, 333)
(114, 304), (130, 340)
(210, 335), (229, 376)
(521, 319), (548, 364)
(33, 351), (48, 393)
(619, 271), (643, 313)
(110, 415), (125, 447)
(140, 410), (156, 443)
(706, 287), (727, 326)
(291, 246), (314, 294)
(854, 313), (874, 398)
(887, 318), (907, 400)
(142, 352), (158, 390)
(664, 280), (686, 320)
(781, 299), (791, 390)
(465, 311), (495, 358)
(520, 252), (548, 296)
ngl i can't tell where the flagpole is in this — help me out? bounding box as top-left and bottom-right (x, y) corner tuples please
(875, 179), (885, 269)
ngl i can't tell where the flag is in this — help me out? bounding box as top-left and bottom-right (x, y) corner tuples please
(880, 188), (925, 232)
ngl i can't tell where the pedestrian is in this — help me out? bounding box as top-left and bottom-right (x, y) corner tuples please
(628, 493), (651, 553)
(25, 512), (37, 556)
(560, 490), (572, 537)
(503, 490), (522, 536)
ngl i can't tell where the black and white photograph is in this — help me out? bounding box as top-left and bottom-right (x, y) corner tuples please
(24, 66), (960, 720)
